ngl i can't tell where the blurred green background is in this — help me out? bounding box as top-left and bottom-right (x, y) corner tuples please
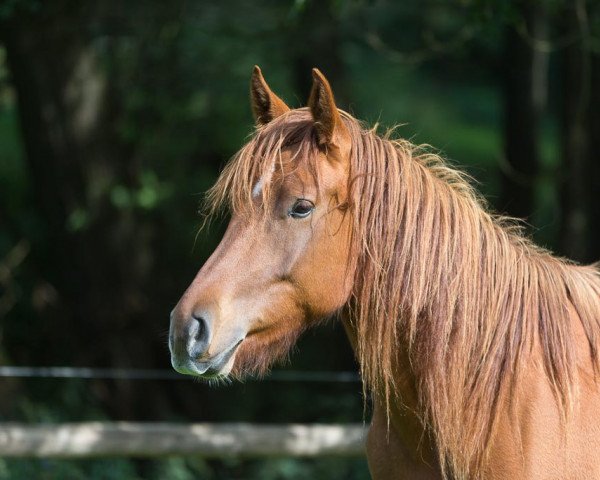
(0, 0), (599, 478)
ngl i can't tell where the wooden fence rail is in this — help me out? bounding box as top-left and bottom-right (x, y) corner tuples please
(0, 423), (367, 458)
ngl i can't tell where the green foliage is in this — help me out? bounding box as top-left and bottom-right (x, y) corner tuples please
(0, 0), (40, 20)
(108, 171), (172, 212)
(0, 456), (369, 480)
(0, 107), (26, 207)
(0, 458), (138, 480)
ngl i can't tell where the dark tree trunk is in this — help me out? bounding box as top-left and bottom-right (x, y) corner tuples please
(287, 0), (348, 105)
(588, 54), (600, 262)
(559, 0), (594, 263)
(500, 1), (547, 220)
(0, 2), (163, 418)
(2, 4), (119, 345)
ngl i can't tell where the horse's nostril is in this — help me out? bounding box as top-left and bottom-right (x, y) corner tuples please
(188, 313), (211, 357)
(191, 313), (208, 341)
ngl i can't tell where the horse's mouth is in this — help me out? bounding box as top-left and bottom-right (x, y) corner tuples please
(172, 338), (244, 378)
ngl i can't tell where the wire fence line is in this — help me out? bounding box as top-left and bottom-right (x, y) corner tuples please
(0, 366), (361, 383)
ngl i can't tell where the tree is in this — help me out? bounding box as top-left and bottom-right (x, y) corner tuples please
(0, 0), (197, 418)
(559, 0), (598, 262)
(500, 0), (547, 221)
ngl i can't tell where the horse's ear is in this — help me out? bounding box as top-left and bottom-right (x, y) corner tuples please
(308, 68), (348, 149)
(250, 65), (290, 126)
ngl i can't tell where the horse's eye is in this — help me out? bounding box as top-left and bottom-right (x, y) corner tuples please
(289, 199), (315, 219)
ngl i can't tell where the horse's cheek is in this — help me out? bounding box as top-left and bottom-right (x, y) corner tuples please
(299, 248), (354, 318)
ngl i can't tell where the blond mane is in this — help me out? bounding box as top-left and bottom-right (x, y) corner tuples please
(206, 108), (600, 478)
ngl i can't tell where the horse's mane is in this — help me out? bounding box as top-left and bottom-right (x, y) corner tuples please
(206, 108), (600, 478)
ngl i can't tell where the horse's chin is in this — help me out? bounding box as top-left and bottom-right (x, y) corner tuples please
(230, 325), (305, 379)
(202, 353), (236, 378)
(171, 338), (241, 378)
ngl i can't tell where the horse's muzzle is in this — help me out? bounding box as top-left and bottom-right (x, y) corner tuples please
(169, 311), (211, 373)
(168, 310), (242, 377)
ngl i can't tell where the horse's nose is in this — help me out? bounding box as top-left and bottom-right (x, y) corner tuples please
(169, 311), (213, 362)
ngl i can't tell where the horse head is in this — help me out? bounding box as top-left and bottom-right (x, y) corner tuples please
(169, 67), (356, 379)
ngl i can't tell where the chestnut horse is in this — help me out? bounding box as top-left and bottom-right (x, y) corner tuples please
(169, 66), (600, 479)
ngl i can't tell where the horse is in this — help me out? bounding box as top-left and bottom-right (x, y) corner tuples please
(169, 66), (600, 479)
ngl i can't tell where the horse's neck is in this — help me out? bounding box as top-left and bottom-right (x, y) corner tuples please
(341, 313), (439, 467)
